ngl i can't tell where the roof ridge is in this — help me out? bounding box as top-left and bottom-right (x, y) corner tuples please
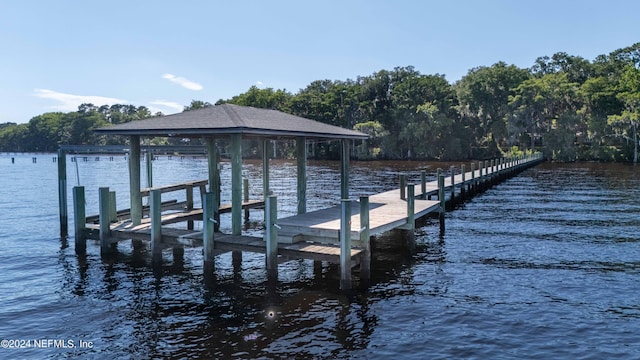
(221, 103), (244, 127)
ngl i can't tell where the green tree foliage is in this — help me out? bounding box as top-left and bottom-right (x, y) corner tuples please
(456, 62), (531, 156)
(3, 42), (640, 162)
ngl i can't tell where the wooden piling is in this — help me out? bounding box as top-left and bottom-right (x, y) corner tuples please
(203, 192), (215, 269)
(129, 136), (142, 226)
(359, 196), (370, 280)
(296, 136), (307, 214)
(145, 148), (153, 188)
(438, 174), (445, 233)
(407, 184), (415, 230)
(244, 178), (250, 220)
(58, 149), (68, 237)
(150, 189), (162, 265)
(231, 133), (242, 235)
(420, 170), (427, 199)
(340, 199), (351, 290)
(470, 162), (475, 193)
(265, 195), (278, 271)
(206, 138), (221, 231)
(400, 174), (407, 200)
(98, 187), (111, 254)
(450, 165), (455, 204)
(72, 186), (86, 252)
(340, 139), (350, 200)
(461, 164), (466, 199)
(186, 185), (194, 230)
(109, 191), (117, 222)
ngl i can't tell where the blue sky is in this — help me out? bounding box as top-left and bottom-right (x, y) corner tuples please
(1, 0), (638, 123)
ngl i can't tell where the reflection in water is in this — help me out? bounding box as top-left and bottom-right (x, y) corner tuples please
(2, 156), (639, 358)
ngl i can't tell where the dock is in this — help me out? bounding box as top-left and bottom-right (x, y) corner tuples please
(57, 103), (544, 290)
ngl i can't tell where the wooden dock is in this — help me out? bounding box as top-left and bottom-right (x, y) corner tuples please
(75, 154), (543, 289)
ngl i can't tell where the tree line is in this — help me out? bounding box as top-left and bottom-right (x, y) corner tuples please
(1, 42), (639, 162)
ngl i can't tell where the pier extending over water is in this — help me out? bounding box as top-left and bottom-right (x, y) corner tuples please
(56, 103), (543, 289)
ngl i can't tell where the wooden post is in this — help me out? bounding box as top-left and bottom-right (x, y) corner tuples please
(461, 164), (466, 199)
(109, 191), (117, 222)
(262, 139), (270, 224)
(265, 195), (278, 271)
(206, 138), (220, 231)
(185, 185), (194, 230)
(470, 162), (475, 193)
(231, 133), (242, 235)
(340, 199), (351, 290)
(73, 186), (86, 252)
(450, 165), (455, 204)
(296, 136), (307, 214)
(359, 196), (370, 280)
(129, 136), (142, 226)
(243, 178), (250, 220)
(57, 148), (68, 237)
(399, 174), (407, 200)
(145, 148), (153, 188)
(407, 184), (415, 230)
(99, 187), (111, 254)
(438, 174), (445, 233)
(420, 170), (427, 199)
(340, 139), (350, 200)
(150, 189), (162, 265)
(203, 192), (215, 269)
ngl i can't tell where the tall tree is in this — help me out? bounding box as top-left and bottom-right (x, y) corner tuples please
(456, 62), (530, 155)
(608, 65), (640, 162)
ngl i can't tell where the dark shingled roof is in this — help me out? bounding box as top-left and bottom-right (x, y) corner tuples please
(94, 103), (368, 140)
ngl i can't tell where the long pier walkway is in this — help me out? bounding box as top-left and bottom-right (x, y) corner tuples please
(76, 153), (543, 289)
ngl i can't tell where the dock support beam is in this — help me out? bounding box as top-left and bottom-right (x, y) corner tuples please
(231, 133), (242, 235)
(296, 137), (307, 214)
(73, 186), (86, 252)
(460, 164), (466, 200)
(406, 184), (415, 230)
(150, 189), (162, 265)
(206, 138), (220, 231)
(438, 174), (445, 234)
(58, 148), (68, 237)
(265, 195), (278, 272)
(262, 139), (270, 222)
(420, 170), (427, 199)
(359, 196), (370, 280)
(340, 199), (352, 290)
(99, 187), (112, 254)
(400, 174), (407, 200)
(203, 192), (216, 271)
(450, 166), (455, 205)
(129, 136), (142, 226)
(340, 139), (350, 200)
(145, 148), (153, 188)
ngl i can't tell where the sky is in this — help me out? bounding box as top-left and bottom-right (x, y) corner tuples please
(1, 0), (639, 124)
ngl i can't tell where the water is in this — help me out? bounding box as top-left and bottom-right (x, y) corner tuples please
(0, 154), (639, 359)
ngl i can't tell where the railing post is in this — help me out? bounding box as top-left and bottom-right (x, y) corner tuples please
(399, 174), (407, 200)
(265, 195), (278, 272)
(359, 196), (370, 280)
(150, 189), (162, 265)
(340, 199), (352, 290)
(73, 186), (86, 252)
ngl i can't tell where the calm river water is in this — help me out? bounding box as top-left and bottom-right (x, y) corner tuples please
(0, 153), (638, 359)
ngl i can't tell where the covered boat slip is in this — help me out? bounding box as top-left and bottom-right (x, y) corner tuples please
(60, 103), (543, 289)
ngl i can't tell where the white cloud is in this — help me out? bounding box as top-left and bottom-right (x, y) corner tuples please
(149, 100), (184, 114)
(162, 73), (203, 91)
(33, 89), (127, 112)
(255, 81), (264, 88)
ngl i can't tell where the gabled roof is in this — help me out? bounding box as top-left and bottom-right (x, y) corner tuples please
(94, 103), (368, 140)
